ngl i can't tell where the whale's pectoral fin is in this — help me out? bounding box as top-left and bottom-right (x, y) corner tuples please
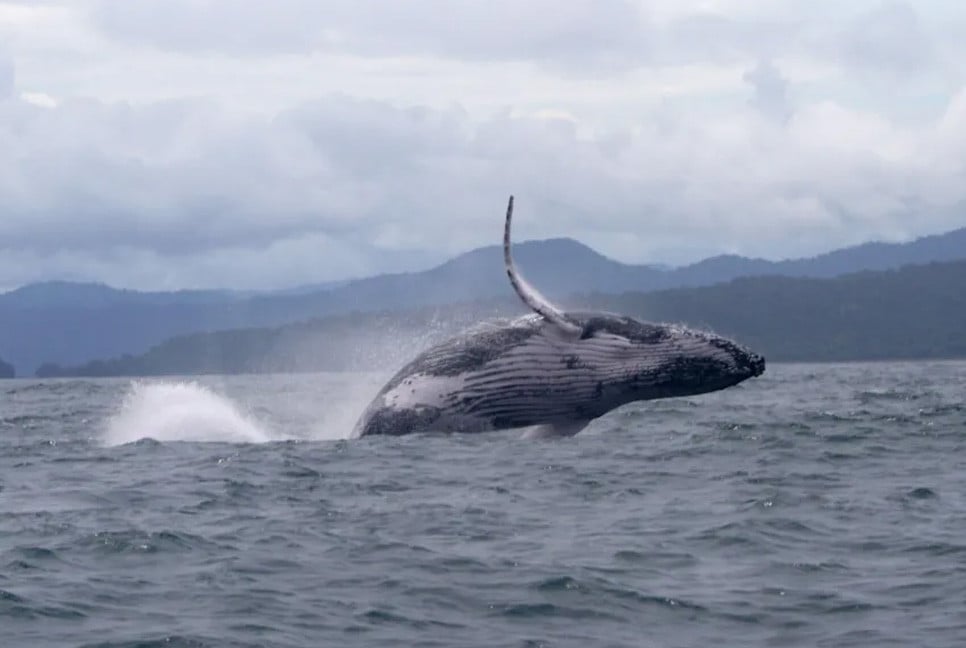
(521, 420), (590, 439)
(503, 196), (582, 337)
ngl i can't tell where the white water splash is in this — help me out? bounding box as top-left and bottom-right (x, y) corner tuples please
(103, 380), (275, 446)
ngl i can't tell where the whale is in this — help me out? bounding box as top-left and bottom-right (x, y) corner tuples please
(353, 196), (765, 437)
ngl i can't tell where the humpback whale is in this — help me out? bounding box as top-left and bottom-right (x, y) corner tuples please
(353, 196), (765, 437)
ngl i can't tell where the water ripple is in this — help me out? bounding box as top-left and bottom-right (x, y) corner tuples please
(2, 364), (966, 647)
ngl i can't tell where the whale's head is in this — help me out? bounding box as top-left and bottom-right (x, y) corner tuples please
(568, 312), (765, 404)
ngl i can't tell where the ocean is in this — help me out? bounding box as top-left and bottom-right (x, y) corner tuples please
(2, 362), (965, 647)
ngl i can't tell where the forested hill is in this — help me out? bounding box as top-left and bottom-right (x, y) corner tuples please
(6, 224), (966, 375)
(581, 261), (966, 362)
(0, 357), (14, 379)
(37, 259), (966, 378)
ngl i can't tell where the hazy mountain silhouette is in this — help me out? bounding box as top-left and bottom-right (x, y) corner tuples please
(1, 281), (243, 308)
(676, 225), (966, 283)
(5, 225), (966, 375)
(38, 258), (966, 378)
(0, 356), (13, 379)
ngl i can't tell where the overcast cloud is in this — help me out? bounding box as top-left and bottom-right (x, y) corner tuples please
(2, 0), (966, 290)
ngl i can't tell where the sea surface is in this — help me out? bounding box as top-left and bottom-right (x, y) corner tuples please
(2, 362), (966, 647)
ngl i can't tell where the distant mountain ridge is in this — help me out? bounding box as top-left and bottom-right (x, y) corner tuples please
(3, 224), (966, 375)
(677, 225), (966, 282)
(37, 258), (966, 378)
(1, 280), (244, 308)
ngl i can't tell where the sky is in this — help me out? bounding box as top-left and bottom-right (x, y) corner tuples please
(2, 0), (966, 291)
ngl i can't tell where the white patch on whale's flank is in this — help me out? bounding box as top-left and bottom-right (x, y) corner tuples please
(503, 195), (582, 337)
(359, 371), (495, 436)
(380, 372), (467, 410)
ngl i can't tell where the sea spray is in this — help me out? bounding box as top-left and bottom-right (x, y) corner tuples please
(281, 372), (388, 440)
(103, 380), (274, 445)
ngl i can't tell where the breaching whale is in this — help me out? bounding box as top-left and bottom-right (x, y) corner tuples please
(353, 196), (765, 437)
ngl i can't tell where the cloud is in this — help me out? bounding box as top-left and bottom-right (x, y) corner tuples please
(2, 1), (966, 291)
(84, 0), (950, 80)
(0, 51), (13, 99)
(89, 0), (649, 69)
(2, 81), (966, 290)
(835, 1), (933, 77)
(89, 0), (331, 56)
(660, 11), (797, 65)
(743, 59), (790, 122)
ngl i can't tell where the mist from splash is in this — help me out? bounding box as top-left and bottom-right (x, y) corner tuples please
(96, 303), (484, 447)
(101, 374), (387, 446)
(103, 380), (279, 446)
(297, 373), (388, 441)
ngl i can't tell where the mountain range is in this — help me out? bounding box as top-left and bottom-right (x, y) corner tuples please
(3, 224), (966, 376)
(37, 258), (966, 378)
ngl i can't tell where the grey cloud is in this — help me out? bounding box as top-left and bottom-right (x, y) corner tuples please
(39, 0), (965, 93)
(661, 12), (799, 65)
(90, 0), (328, 56)
(89, 0), (649, 69)
(4, 0), (966, 292)
(82, 0), (964, 89)
(744, 60), (790, 123)
(0, 95), (460, 254)
(0, 93), (477, 289)
(0, 53), (13, 99)
(325, 0), (647, 67)
(3, 86), (966, 289)
(836, 1), (932, 76)
(86, 0), (811, 69)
